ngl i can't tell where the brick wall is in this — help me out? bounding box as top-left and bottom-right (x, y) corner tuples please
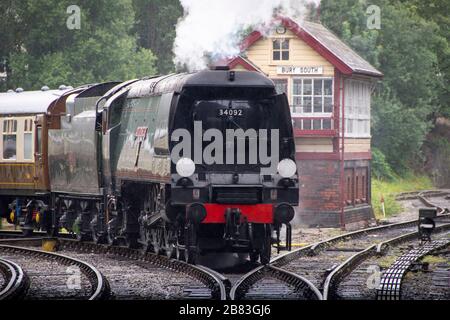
(295, 159), (375, 228)
(298, 160), (340, 211)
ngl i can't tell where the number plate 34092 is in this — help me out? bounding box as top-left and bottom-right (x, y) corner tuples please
(217, 109), (244, 117)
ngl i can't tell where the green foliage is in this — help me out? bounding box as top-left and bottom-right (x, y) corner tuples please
(407, 0), (450, 118)
(132, 0), (182, 73)
(371, 175), (433, 219)
(371, 147), (395, 180)
(371, 95), (430, 172)
(2, 0), (157, 90)
(321, 0), (447, 175)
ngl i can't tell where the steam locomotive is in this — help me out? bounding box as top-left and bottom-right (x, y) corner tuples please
(0, 69), (298, 264)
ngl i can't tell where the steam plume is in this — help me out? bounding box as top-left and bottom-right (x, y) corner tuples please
(173, 0), (320, 71)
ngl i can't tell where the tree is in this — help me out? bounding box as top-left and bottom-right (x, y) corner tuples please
(371, 95), (430, 172)
(320, 0), (446, 174)
(405, 0), (450, 118)
(3, 0), (157, 90)
(133, 0), (183, 73)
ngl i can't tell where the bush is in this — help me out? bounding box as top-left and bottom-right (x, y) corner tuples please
(371, 147), (395, 180)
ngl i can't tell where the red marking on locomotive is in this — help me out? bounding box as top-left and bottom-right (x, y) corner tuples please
(202, 204), (273, 224)
(135, 126), (148, 138)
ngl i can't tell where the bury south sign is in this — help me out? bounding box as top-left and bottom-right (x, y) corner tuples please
(277, 66), (324, 75)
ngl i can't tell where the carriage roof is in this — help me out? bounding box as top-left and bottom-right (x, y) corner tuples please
(0, 89), (70, 115)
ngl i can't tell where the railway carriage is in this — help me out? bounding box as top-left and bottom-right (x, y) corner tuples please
(0, 87), (71, 234)
(1, 69), (299, 264)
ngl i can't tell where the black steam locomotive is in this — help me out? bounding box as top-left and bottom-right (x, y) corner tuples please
(0, 69), (298, 264)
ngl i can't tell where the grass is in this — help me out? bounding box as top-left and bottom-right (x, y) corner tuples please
(371, 174), (433, 219)
(377, 255), (398, 268)
(421, 255), (446, 265)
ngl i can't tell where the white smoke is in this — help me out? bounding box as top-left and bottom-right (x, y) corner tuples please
(173, 0), (320, 71)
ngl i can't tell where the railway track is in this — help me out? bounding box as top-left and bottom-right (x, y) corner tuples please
(330, 226), (450, 300)
(401, 245), (450, 300)
(0, 244), (109, 300)
(0, 190), (447, 300)
(230, 190), (449, 300)
(321, 189), (450, 300)
(0, 257), (29, 300)
(57, 239), (228, 300)
(0, 230), (47, 239)
(0, 238), (228, 300)
(230, 265), (322, 300)
(0, 230), (75, 240)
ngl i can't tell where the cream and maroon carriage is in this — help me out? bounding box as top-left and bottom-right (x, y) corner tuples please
(0, 86), (71, 234)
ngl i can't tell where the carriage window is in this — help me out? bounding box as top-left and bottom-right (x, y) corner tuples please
(36, 126), (42, 154)
(24, 119), (33, 160)
(3, 119), (17, 160)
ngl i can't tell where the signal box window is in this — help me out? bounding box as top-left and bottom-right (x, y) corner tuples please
(3, 119), (17, 160)
(273, 39), (289, 61)
(292, 78), (333, 114)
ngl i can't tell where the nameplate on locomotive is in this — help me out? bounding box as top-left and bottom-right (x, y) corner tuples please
(135, 126), (148, 140)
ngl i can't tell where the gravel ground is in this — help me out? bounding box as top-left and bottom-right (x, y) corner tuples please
(245, 277), (303, 300)
(0, 269), (5, 289)
(385, 199), (424, 223)
(57, 248), (211, 300)
(0, 250), (92, 299)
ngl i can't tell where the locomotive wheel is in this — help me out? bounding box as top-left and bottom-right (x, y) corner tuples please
(184, 247), (197, 264)
(142, 242), (152, 253)
(176, 246), (185, 261)
(125, 234), (139, 249)
(73, 217), (91, 241)
(107, 216), (121, 246)
(249, 252), (259, 263)
(142, 228), (153, 252)
(92, 233), (105, 244)
(164, 229), (176, 259)
(92, 229), (107, 244)
(184, 223), (198, 264)
(150, 229), (162, 254)
(107, 233), (119, 246)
